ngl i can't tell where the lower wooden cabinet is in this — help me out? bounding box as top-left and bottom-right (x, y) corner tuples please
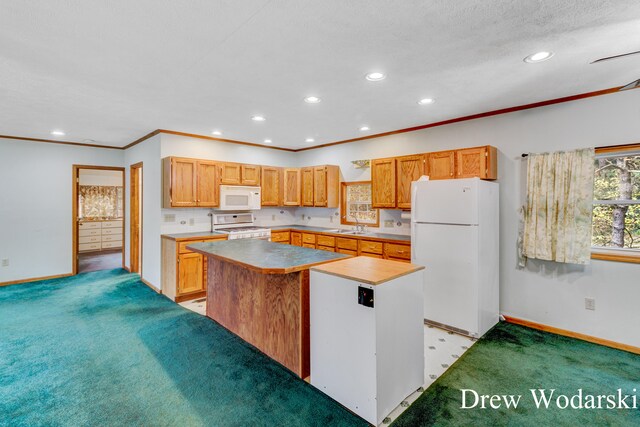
(383, 242), (411, 262)
(271, 231), (290, 243)
(291, 232), (302, 246)
(161, 235), (227, 302)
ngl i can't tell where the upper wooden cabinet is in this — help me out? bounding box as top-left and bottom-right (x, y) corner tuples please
(371, 158), (396, 208)
(396, 155), (425, 209)
(427, 150), (456, 180)
(456, 146), (497, 180)
(196, 160), (219, 207)
(313, 165), (340, 208)
(219, 163), (242, 185)
(283, 168), (301, 206)
(219, 162), (261, 185)
(241, 164), (261, 185)
(301, 167), (314, 207)
(163, 157), (219, 208)
(261, 166), (282, 206)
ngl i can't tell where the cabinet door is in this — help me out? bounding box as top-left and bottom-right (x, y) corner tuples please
(427, 151), (456, 180)
(178, 252), (203, 295)
(291, 232), (302, 246)
(301, 167), (315, 206)
(196, 161), (219, 207)
(171, 158), (197, 207)
(220, 163), (242, 185)
(313, 166), (328, 207)
(283, 168), (301, 206)
(456, 146), (497, 179)
(396, 155), (425, 209)
(261, 166), (281, 206)
(371, 158), (396, 208)
(241, 164), (261, 185)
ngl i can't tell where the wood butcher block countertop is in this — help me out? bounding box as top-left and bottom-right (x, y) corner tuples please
(310, 256), (424, 285)
(187, 239), (350, 274)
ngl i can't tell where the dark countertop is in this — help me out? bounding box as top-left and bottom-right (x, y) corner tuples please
(187, 239), (350, 274)
(161, 231), (227, 241)
(268, 225), (412, 242)
(161, 225), (411, 243)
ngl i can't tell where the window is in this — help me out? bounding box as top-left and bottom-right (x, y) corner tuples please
(592, 149), (640, 260)
(340, 182), (379, 226)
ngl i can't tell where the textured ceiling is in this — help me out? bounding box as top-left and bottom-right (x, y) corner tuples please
(1, 0), (639, 149)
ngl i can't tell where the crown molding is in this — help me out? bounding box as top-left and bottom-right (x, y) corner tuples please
(0, 134), (121, 150)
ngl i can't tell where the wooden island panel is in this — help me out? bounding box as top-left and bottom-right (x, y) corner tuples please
(206, 258), (310, 378)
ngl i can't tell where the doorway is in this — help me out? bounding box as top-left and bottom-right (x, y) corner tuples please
(72, 165), (125, 274)
(130, 163), (143, 274)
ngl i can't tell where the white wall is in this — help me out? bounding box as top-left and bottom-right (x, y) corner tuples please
(296, 89), (640, 348)
(123, 134), (162, 288)
(0, 138), (123, 283)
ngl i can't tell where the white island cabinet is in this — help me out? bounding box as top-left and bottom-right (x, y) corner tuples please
(309, 257), (425, 425)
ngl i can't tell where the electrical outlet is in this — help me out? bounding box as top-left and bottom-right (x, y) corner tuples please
(189, 218), (195, 226)
(1, 259), (8, 267)
(272, 214), (276, 221)
(384, 220), (394, 228)
(329, 216), (334, 223)
(585, 297), (596, 311)
(164, 214), (176, 223)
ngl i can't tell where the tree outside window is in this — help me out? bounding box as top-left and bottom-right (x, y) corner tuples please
(592, 153), (640, 250)
(341, 182), (379, 226)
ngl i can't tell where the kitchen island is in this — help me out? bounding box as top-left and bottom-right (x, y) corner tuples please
(187, 239), (350, 378)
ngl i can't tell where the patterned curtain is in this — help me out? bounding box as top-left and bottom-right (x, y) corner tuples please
(79, 186), (123, 219)
(522, 148), (595, 264)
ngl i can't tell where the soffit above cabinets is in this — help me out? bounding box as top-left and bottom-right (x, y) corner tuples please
(1, 1), (640, 149)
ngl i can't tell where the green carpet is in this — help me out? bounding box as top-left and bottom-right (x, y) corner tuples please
(392, 322), (640, 426)
(0, 269), (367, 427)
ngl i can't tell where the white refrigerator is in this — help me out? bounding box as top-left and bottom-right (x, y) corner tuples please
(411, 177), (499, 338)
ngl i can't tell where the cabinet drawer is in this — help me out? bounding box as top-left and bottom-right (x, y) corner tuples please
(271, 231), (290, 242)
(359, 240), (383, 254)
(79, 235), (101, 244)
(102, 220), (123, 229)
(384, 243), (411, 260)
(102, 228), (123, 236)
(179, 240), (203, 254)
(302, 243), (316, 249)
(302, 233), (316, 244)
(361, 252), (383, 259)
(336, 237), (358, 251)
(102, 241), (122, 249)
(317, 245), (335, 252)
(102, 234), (122, 242)
(336, 248), (357, 256)
(79, 243), (101, 251)
(79, 229), (100, 237)
(79, 222), (101, 229)
(316, 235), (335, 247)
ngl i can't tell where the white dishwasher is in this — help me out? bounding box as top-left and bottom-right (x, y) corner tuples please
(309, 257), (425, 425)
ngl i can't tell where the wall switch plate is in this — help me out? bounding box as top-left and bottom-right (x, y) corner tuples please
(585, 297), (596, 311)
(1, 259), (8, 267)
(189, 218), (195, 226)
(384, 220), (394, 227)
(329, 216), (333, 223)
(164, 214), (176, 222)
(272, 214), (276, 221)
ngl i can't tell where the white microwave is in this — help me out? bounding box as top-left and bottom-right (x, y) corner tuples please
(219, 185), (261, 210)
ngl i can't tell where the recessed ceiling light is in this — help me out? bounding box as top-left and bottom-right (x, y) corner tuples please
(305, 138), (315, 143)
(252, 115), (266, 122)
(365, 72), (386, 81)
(304, 96), (321, 104)
(264, 139), (272, 144)
(360, 126), (370, 131)
(524, 51), (554, 63)
(50, 130), (65, 136)
(418, 98), (435, 105)
(211, 130), (222, 136)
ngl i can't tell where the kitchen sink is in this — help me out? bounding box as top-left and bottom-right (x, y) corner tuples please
(323, 229), (372, 235)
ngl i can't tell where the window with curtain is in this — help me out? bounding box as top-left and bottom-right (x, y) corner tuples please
(522, 148), (595, 264)
(340, 182), (379, 226)
(591, 150), (640, 258)
(79, 186), (124, 219)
